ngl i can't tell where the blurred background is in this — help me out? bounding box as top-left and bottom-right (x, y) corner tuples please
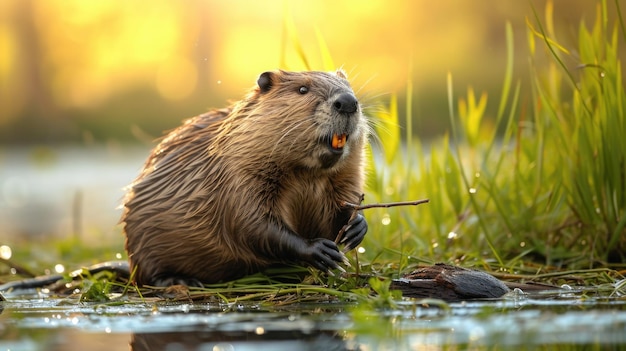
(0, 1), (621, 252)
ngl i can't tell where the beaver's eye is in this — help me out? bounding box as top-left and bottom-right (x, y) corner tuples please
(298, 86), (309, 94)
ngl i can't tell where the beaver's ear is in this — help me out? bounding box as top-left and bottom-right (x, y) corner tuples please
(335, 69), (348, 80)
(257, 71), (273, 93)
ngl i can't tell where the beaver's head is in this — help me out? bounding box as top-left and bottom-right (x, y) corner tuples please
(241, 69), (366, 171)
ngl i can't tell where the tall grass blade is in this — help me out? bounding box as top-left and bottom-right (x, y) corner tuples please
(315, 27), (336, 71)
(280, 3), (310, 70)
(530, 3), (592, 117)
(616, 0), (626, 41)
(447, 73), (503, 266)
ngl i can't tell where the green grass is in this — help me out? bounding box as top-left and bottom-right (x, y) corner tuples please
(0, 6), (624, 351)
(1, 1), (624, 301)
(356, 0), (626, 278)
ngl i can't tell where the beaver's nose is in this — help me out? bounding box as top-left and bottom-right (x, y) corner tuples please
(333, 93), (358, 115)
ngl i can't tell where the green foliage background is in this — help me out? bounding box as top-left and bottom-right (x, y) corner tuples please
(355, 0), (626, 275)
(2, 1), (624, 285)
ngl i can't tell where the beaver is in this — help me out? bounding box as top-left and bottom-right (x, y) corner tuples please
(121, 70), (369, 287)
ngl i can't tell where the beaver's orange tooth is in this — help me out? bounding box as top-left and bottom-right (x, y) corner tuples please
(332, 133), (347, 149)
(332, 134), (339, 149)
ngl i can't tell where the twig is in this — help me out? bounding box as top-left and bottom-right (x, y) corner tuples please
(341, 199), (430, 211)
(335, 197), (430, 245)
(0, 258), (36, 278)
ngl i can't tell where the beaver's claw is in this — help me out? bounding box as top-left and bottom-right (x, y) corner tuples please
(303, 238), (348, 274)
(340, 213), (368, 252)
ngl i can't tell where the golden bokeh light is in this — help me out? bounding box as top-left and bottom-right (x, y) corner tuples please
(0, 0), (612, 142)
(32, 1), (195, 107)
(156, 55), (198, 101)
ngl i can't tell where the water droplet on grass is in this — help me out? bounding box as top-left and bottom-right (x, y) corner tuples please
(381, 214), (391, 225)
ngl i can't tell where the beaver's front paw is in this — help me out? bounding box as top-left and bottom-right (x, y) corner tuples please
(340, 213), (368, 252)
(302, 238), (348, 273)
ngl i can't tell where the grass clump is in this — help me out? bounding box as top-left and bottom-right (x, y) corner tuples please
(360, 0), (626, 275)
(2, 1), (624, 304)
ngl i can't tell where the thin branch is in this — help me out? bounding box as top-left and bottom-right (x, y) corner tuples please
(342, 198), (430, 211)
(335, 198), (430, 245)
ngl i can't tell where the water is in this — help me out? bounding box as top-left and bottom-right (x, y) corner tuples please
(0, 145), (149, 243)
(1, 147), (625, 349)
(0, 287), (625, 350)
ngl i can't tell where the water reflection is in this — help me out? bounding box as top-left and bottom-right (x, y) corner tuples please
(1, 292), (625, 350)
(131, 330), (351, 351)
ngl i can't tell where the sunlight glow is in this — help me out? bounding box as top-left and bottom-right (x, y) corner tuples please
(0, 245), (12, 260)
(54, 264), (65, 274)
(0, 0), (605, 143)
(156, 55), (198, 101)
(381, 213), (391, 225)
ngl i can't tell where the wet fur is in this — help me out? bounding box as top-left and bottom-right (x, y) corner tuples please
(122, 70), (368, 286)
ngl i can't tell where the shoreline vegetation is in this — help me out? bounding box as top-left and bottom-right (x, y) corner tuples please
(1, 0), (625, 304)
(362, 0), (625, 275)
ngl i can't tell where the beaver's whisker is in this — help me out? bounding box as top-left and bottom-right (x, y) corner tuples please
(268, 116), (311, 162)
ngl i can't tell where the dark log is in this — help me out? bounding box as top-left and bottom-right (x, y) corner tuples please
(391, 263), (511, 301)
(391, 263), (564, 302)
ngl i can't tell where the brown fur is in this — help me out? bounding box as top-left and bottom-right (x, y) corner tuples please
(121, 70), (368, 286)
